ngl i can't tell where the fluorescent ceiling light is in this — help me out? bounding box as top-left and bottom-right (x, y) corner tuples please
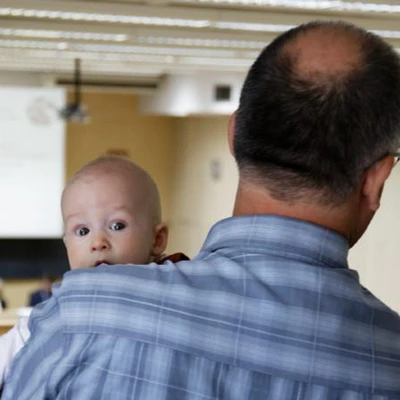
(371, 30), (400, 39)
(136, 36), (266, 49)
(0, 38), (259, 58)
(0, 45), (254, 69)
(0, 39), (67, 50)
(213, 22), (400, 39)
(0, 58), (162, 75)
(0, 28), (127, 42)
(177, 0), (400, 13)
(7, 47), (174, 64)
(214, 22), (294, 32)
(0, 52), (251, 73)
(72, 43), (238, 57)
(0, 8), (210, 28)
(181, 56), (252, 67)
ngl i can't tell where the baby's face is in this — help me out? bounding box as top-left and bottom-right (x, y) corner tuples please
(62, 173), (156, 270)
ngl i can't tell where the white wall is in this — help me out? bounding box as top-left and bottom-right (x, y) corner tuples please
(349, 166), (400, 312)
(168, 116), (238, 255)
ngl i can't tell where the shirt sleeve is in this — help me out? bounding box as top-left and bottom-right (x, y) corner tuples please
(1, 294), (64, 400)
(0, 319), (28, 390)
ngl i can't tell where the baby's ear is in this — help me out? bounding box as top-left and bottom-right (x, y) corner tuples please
(151, 223), (169, 258)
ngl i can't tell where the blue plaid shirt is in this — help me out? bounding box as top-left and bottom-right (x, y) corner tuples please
(3, 216), (400, 399)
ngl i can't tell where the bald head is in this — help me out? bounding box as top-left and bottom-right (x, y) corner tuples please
(234, 21), (400, 206)
(283, 23), (363, 85)
(62, 156), (162, 225)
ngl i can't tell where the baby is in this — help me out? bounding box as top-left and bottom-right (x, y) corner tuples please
(62, 155), (168, 269)
(0, 156), (182, 391)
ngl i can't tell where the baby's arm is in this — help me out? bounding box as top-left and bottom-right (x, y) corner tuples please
(0, 317), (30, 390)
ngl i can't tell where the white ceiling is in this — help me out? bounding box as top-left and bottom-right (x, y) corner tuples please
(0, 0), (399, 83)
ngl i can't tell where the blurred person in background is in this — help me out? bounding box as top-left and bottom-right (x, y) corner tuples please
(28, 273), (56, 308)
(0, 278), (7, 310)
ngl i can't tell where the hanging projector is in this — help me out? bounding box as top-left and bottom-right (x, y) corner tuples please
(59, 103), (89, 123)
(59, 58), (90, 123)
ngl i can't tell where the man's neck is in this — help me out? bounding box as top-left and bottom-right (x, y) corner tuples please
(232, 181), (355, 243)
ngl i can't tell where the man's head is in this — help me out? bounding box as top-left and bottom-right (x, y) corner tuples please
(231, 21), (400, 244)
(62, 156), (168, 269)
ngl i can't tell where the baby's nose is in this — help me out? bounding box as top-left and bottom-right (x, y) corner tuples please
(91, 235), (110, 252)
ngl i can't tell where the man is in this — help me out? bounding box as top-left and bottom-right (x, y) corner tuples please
(3, 21), (400, 399)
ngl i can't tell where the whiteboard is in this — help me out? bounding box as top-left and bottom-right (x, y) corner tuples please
(0, 87), (66, 238)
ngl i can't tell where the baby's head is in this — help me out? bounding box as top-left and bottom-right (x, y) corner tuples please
(61, 156), (168, 270)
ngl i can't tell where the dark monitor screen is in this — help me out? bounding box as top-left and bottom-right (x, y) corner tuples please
(0, 239), (69, 279)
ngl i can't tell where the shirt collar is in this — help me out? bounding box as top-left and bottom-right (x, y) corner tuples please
(201, 215), (349, 270)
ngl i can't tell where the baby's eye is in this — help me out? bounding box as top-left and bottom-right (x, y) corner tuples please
(75, 227), (90, 236)
(110, 222), (126, 231)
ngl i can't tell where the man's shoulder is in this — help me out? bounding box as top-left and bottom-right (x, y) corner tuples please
(61, 255), (217, 286)
(39, 254), (400, 395)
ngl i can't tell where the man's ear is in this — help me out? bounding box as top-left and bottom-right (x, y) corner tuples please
(151, 223), (169, 258)
(362, 156), (394, 211)
(228, 111), (237, 156)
